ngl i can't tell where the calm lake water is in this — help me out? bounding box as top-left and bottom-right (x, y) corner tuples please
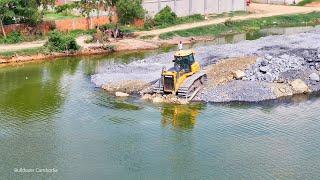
(1, 28), (320, 179)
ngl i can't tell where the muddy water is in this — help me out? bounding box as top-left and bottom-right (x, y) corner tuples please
(1, 26), (320, 179)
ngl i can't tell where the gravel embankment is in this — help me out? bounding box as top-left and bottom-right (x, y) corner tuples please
(92, 28), (320, 102)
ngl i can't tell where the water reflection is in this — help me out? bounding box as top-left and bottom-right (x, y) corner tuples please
(0, 59), (79, 121)
(247, 26), (317, 40)
(161, 104), (205, 130)
(0, 58), (83, 142)
(186, 26), (318, 50)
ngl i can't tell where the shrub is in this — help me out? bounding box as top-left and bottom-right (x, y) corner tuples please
(46, 30), (79, 52)
(102, 44), (116, 52)
(143, 16), (155, 30)
(116, 0), (145, 24)
(296, 0), (317, 6)
(100, 23), (117, 31)
(100, 23), (135, 35)
(154, 6), (177, 27)
(224, 18), (236, 26)
(0, 32), (23, 44)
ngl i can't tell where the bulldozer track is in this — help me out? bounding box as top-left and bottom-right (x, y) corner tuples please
(177, 71), (207, 100)
(152, 71), (207, 101)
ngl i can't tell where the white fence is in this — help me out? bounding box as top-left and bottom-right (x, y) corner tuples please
(142, 0), (248, 17)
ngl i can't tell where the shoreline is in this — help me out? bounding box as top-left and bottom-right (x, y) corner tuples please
(0, 36), (214, 65)
(0, 48), (113, 64)
(1, 11), (320, 65)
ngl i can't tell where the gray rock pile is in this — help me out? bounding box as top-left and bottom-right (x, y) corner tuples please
(92, 27), (320, 102)
(295, 49), (320, 70)
(244, 49), (320, 83)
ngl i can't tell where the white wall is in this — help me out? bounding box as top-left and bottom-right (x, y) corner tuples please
(252, 0), (302, 5)
(143, 0), (247, 17)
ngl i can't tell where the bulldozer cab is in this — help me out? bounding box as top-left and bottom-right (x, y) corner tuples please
(173, 50), (195, 73)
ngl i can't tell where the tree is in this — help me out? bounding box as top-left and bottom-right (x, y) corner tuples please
(0, 0), (43, 38)
(79, 0), (98, 29)
(35, 0), (56, 16)
(154, 6), (177, 27)
(79, 0), (110, 29)
(116, 0), (145, 24)
(0, 0), (17, 38)
(17, 0), (41, 25)
(105, 0), (117, 6)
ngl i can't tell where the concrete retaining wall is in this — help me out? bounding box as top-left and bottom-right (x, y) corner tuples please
(142, 0), (248, 17)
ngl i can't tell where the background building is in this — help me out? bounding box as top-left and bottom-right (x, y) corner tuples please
(142, 0), (248, 17)
(55, 0), (248, 17)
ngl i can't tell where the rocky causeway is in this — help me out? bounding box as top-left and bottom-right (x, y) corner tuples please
(92, 28), (320, 103)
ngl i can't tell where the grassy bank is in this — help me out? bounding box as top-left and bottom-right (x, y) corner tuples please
(143, 11), (247, 31)
(0, 47), (45, 58)
(297, 0), (320, 6)
(0, 29), (95, 45)
(159, 12), (320, 39)
(0, 32), (45, 44)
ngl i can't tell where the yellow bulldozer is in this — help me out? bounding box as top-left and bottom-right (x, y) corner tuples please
(153, 50), (207, 101)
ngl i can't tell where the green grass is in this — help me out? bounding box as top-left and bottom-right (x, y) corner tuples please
(143, 14), (205, 30)
(43, 13), (80, 21)
(142, 11), (248, 31)
(0, 29), (94, 45)
(0, 33), (45, 45)
(0, 47), (46, 58)
(68, 29), (97, 37)
(100, 23), (137, 34)
(140, 35), (156, 40)
(174, 14), (205, 25)
(159, 12), (320, 39)
(208, 11), (248, 19)
(297, 0), (320, 6)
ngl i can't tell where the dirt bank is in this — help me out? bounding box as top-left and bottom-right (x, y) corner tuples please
(0, 48), (114, 64)
(305, 2), (320, 7)
(92, 27), (320, 103)
(0, 36), (213, 65)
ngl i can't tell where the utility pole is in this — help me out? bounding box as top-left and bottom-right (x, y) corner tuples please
(158, 0), (161, 12)
(204, 0), (207, 15)
(232, 0), (234, 11)
(174, 0), (177, 14)
(189, 0), (192, 16)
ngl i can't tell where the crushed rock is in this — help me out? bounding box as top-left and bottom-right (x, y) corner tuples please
(92, 28), (320, 103)
(141, 94), (188, 104)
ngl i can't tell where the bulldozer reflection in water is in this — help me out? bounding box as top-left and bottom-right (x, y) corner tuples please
(161, 104), (205, 130)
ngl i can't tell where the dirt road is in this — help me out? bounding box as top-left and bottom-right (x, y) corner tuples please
(136, 3), (320, 37)
(0, 40), (46, 53)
